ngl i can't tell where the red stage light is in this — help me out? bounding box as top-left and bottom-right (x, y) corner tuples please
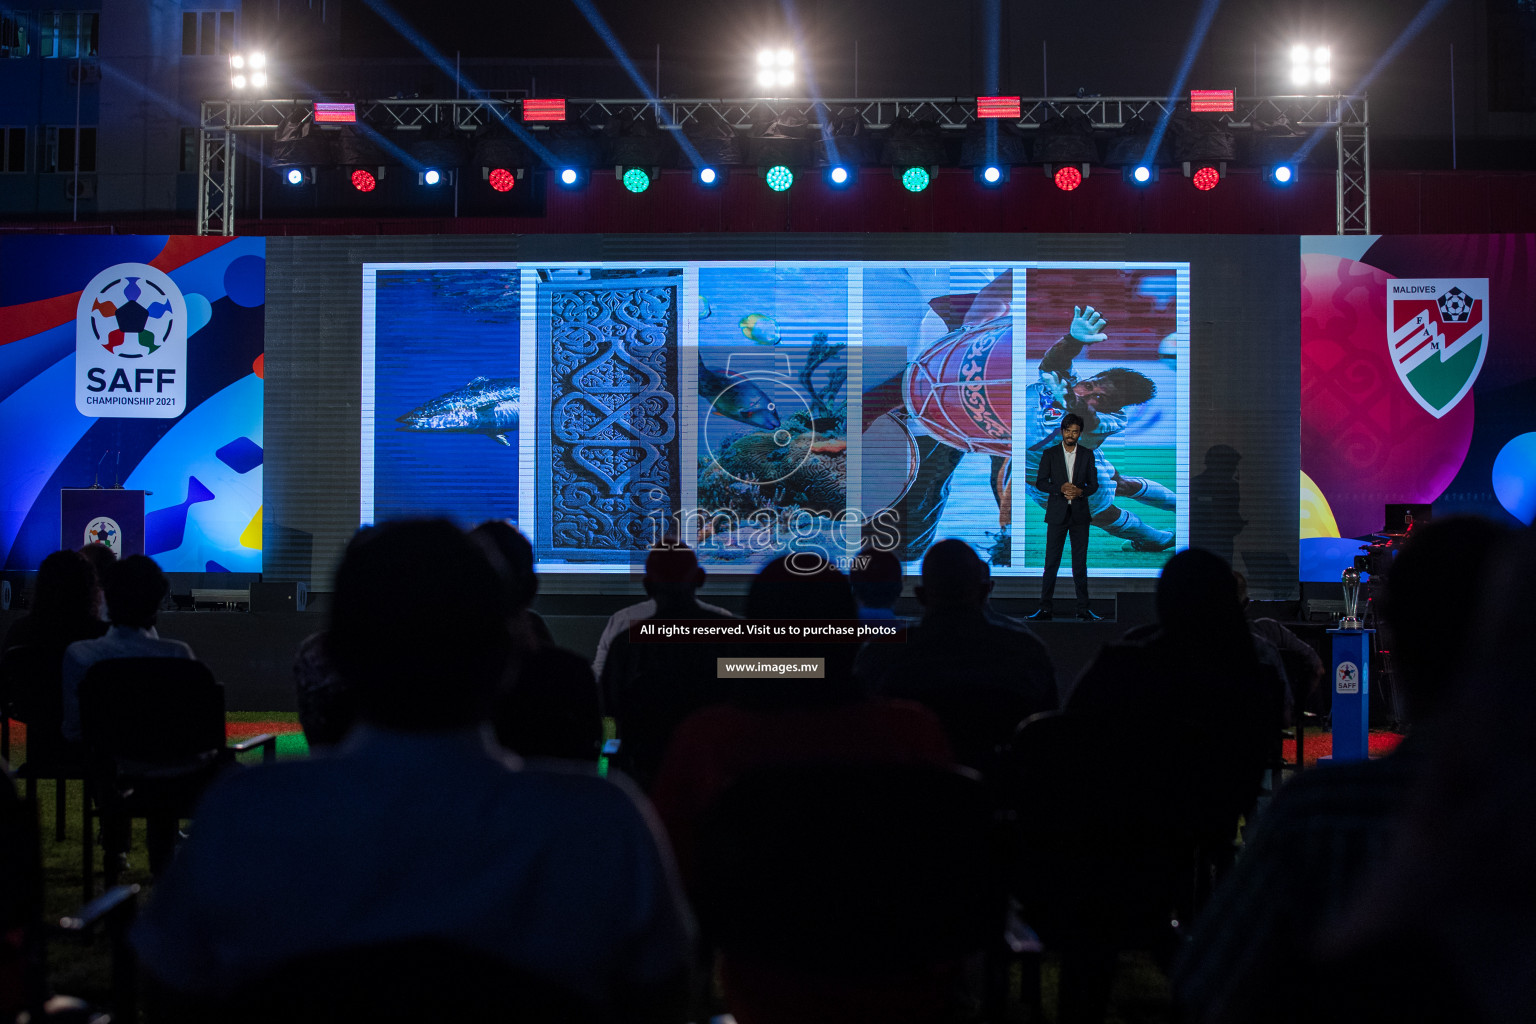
(1053, 166), (1083, 191)
(351, 169), (377, 192)
(1192, 165), (1220, 191)
(488, 168), (515, 192)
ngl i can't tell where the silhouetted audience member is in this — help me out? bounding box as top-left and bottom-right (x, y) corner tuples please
(592, 549), (732, 680)
(470, 520), (554, 650)
(1174, 516), (1512, 1024)
(1, 549), (107, 653)
(1235, 569), (1320, 723)
(651, 554), (951, 884)
(473, 520), (602, 762)
(650, 555), (952, 1023)
(131, 520), (692, 1020)
(60, 555), (192, 743)
(1068, 547), (1273, 785)
(600, 544), (739, 789)
(77, 542), (117, 622)
(855, 538), (1056, 770)
(849, 546), (906, 625)
(292, 630), (355, 751)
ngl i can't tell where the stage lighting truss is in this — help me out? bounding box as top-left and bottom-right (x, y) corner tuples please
(764, 164), (794, 192)
(484, 167), (520, 192)
(974, 165), (1009, 186)
(1122, 164), (1158, 186)
(825, 165), (856, 188)
(620, 166), (655, 193)
(1048, 164), (1088, 191)
(1184, 162), (1224, 191)
(899, 166), (932, 193)
(1269, 164), (1297, 186)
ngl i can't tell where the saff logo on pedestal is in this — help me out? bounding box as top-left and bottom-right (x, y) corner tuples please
(75, 263), (189, 418)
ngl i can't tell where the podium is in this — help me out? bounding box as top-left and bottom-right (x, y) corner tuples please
(60, 489), (147, 558)
(1327, 628), (1373, 763)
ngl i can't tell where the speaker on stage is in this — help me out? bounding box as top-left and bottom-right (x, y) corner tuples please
(251, 581), (308, 613)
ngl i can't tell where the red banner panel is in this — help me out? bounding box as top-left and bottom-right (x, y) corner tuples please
(523, 99), (567, 122)
(976, 96), (1021, 119)
(1190, 90), (1234, 112)
(313, 102), (357, 124)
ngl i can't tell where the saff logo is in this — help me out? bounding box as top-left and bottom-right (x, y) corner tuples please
(76, 262), (189, 419)
(84, 516), (123, 556)
(1387, 278), (1488, 419)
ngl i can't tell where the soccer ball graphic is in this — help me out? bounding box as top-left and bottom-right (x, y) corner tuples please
(1437, 287), (1473, 323)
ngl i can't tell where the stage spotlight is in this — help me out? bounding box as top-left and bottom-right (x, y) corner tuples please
(1191, 165), (1221, 191)
(699, 166), (720, 186)
(622, 167), (652, 193)
(826, 165), (855, 187)
(284, 168), (304, 186)
(1130, 164), (1155, 184)
(765, 164), (794, 192)
(351, 168), (377, 193)
(900, 166), (931, 193)
(421, 169), (442, 186)
(1052, 165), (1084, 191)
(1270, 164), (1297, 186)
(978, 165), (1005, 185)
(1289, 42), (1332, 87)
(229, 51), (268, 92)
(754, 46), (794, 92)
(488, 168), (516, 192)
(557, 167), (589, 189)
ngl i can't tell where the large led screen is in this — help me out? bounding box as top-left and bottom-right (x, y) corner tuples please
(1299, 234), (1536, 581)
(1, 236), (267, 573)
(361, 260), (1190, 576)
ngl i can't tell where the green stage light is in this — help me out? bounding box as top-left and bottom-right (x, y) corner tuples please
(765, 165), (794, 192)
(901, 166), (930, 192)
(622, 167), (651, 193)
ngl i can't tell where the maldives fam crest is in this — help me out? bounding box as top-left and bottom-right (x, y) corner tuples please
(1387, 278), (1488, 418)
(75, 262), (189, 418)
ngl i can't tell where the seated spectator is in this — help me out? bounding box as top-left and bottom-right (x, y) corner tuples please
(592, 549), (732, 680)
(600, 544), (739, 789)
(131, 520), (692, 1020)
(1173, 515), (1512, 1024)
(292, 630), (354, 751)
(473, 521), (602, 762)
(60, 555), (193, 744)
(1068, 547), (1274, 788)
(855, 538), (1057, 770)
(77, 542), (117, 623)
(1235, 570), (1319, 724)
(1, 549), (107, 654)
(849, 546), (906, 625)
(651, 554), (952, 885)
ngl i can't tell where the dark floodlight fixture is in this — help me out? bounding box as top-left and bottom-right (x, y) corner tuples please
(764, 164), (794, 191)
(621, 166), (652, 193)
(698, 166), (721, 186)
(1123, 163), (1158, 185)
(1269, 164), (1297, 186)
(975, 164), (1008, 186)
(900, 166), (932, 192)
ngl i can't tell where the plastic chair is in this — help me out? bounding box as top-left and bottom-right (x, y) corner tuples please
(78, 658), (275, 896)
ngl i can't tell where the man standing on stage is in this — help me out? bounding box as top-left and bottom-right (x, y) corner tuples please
(1030, 413), (1101, 621)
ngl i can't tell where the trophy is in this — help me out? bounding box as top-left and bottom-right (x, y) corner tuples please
(1340, 566), (1363, 629)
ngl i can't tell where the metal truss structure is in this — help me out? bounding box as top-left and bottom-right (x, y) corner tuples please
(198, 94), (1369, 235)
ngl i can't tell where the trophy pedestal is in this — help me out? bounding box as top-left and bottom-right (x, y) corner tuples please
(1325, 628), (1374, 763)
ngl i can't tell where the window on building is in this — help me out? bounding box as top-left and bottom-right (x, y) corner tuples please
(182, 10), (235, 56)
(43, 126), (95, 172)
(1, 9), (29, 58)
(38, 11), (98, 58)
(180, 127), (198, 172)
(1, 128), (25, 172)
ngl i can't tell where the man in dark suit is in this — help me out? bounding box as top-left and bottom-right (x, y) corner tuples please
(1030, 413), (1102, 621)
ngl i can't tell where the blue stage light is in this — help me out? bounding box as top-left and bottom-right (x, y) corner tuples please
(826, 165), (854, 187)
(285, 168), (305, 186)
(1123, 164), (1158, 186)
(1271, 164), (1297, 185)
(423, 169), (442, 186)
(557, 168), (587, 188)
(699, 167), (719, 186)
(982, 165), (1002, 184)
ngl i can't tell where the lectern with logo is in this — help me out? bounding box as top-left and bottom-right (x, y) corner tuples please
(61, 489), (146, 558)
